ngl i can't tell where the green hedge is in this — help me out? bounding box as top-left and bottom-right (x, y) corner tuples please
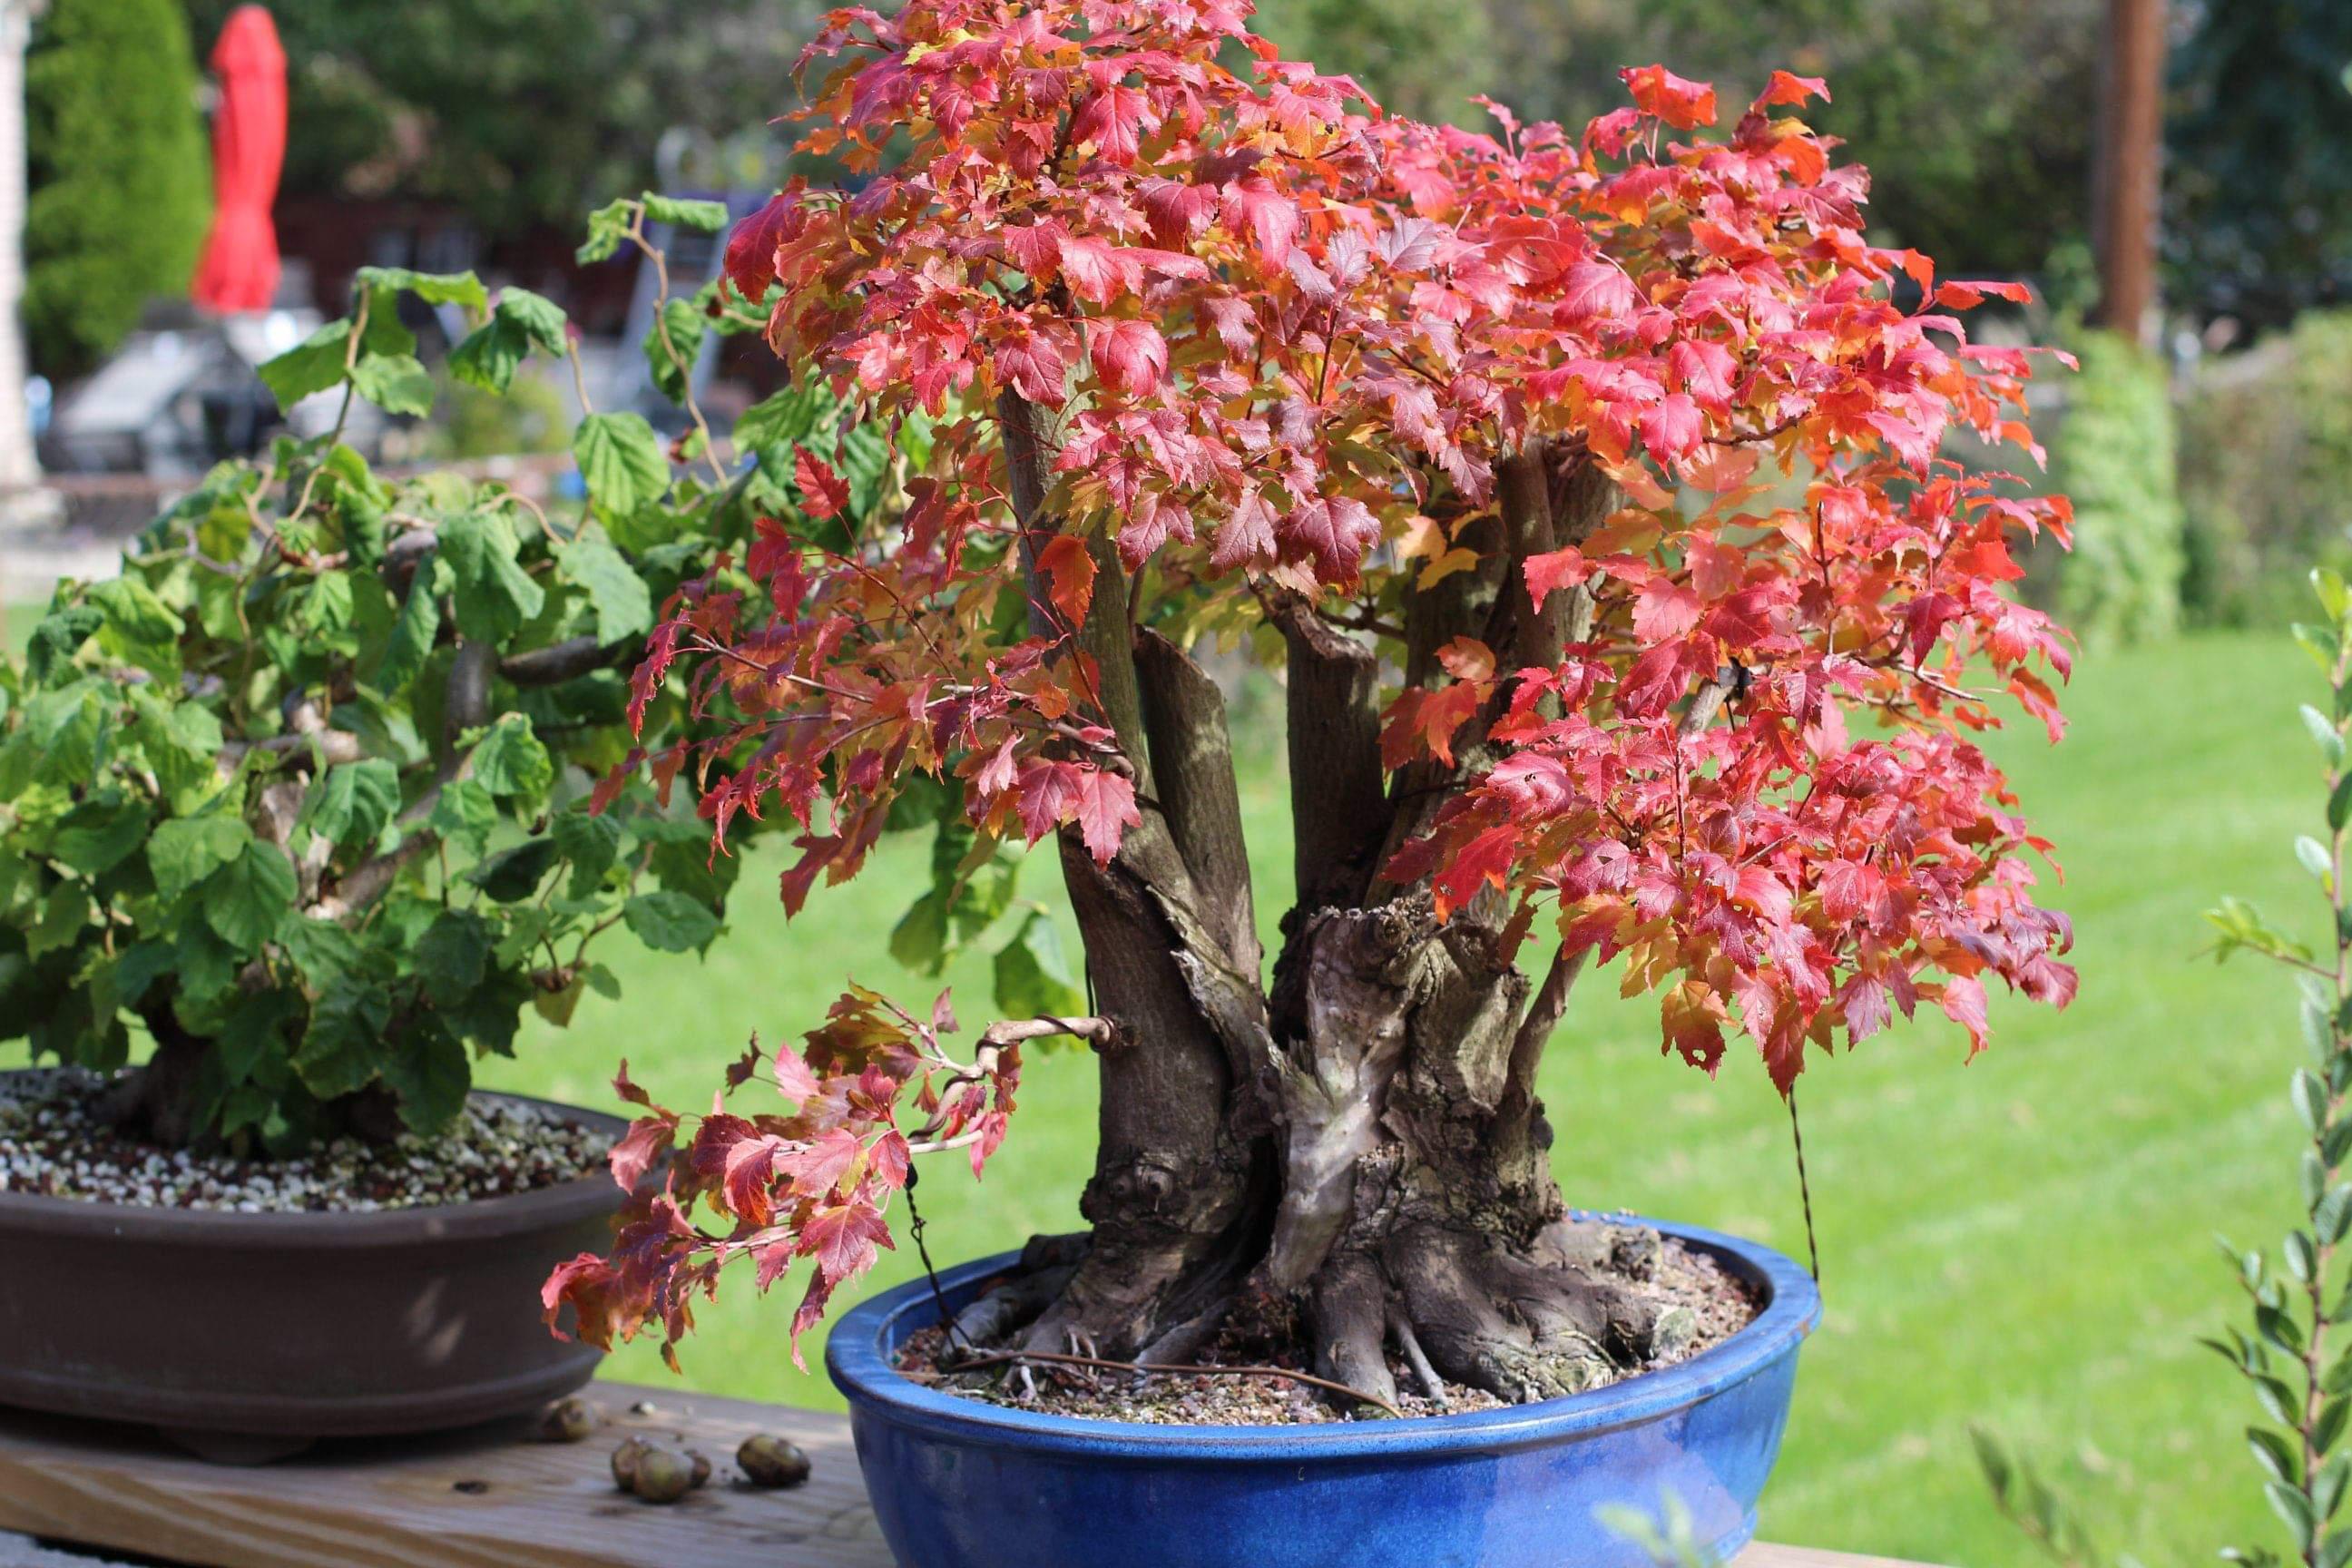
(24, 0), (211, 377)
(2180, 311), (2352, 628)
(2053, 331), (2186, 645)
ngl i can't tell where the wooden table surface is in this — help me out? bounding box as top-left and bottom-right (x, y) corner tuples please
(0, 1380), (1929, 1568)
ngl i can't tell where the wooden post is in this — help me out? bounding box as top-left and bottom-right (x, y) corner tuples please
(2091, 0), (2166, 343)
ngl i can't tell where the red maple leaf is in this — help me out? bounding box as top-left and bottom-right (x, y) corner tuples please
(793, 449), (851, 520)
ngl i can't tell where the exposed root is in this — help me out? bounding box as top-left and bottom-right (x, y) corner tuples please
(951, 1265), (1076, 1348)
(1385, 1220), (1661, 1404)
(1307, 1250), (1398, 1416)
(1387, 1303), (1447, 1409)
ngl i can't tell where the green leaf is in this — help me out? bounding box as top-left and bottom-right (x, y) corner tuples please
(2322, 1186), (2352, 1245)
(2331, 1457), (2352, 1524)
(2302, 837), (2338, 880)
(623, 889), (720, 953)
(2327, 1529), (2352, 1568)
(113, 939), (176, 1010)
(2253, 1425), (2300, 1484)
(573, 412), (670, 517)
(2300, 623), (2343, 680)
(295, 986), (391, 1100)
(559, 538), (653, 644)
(578, 198), (637, 265)
(2260, 1303), (2311, 1356)
(553, 809), (623, 887)
(88, 577), (183, 676)
(2273, 1480), (2319, 1549)
(148, 814), (252, 901)
(303, 760), (400, 850)
(2307, 706), (2347, 767)
(2290, 1230), (2320, 1282)
(643, 297), (708, 403)
(448, 289), (570, 395)
(448, 315), (527, 395)
(2299, 1068), (2333, 1135)
(496, 288), (569, 354)
(375, 563), (441, 694)
(24, 880), (90, 959)
(470, 714), (554, 801)
(467, 837), (561, 902)
(303, 570), (356, 635)
(47, 792), (148, 876)
(733, 381), (834, 456)
(438, 510), (546, 644)
(993, 910), (1087, 1020)
(349, 353), (436, 418)
(428, 779), (498, 858)
(22, 604), (102, 683)
(382, 1026), (469, 1133)
(415, 909), (492, 1006)
(258, 318), (354, 408)
(2334, 774), (2352, 836)
(214, 990), (300, 1084)
(353, 266), (489, 313)
(2326, 1397), (2352, 1457)
(642, 193), (730, 232)
(201, 839), (298, 951)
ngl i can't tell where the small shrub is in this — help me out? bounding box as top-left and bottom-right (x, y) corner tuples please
(24, 0), (211, 377)
(2180, 312), (2352, 629)
(0, 211), (793, 1154)
(2051, 330), (2185, 645)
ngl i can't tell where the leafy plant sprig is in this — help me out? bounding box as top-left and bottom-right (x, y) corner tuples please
(2200, 567), (2352, 1568)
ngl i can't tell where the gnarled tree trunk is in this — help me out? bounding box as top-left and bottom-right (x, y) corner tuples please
(987, 399), (1683, 1407)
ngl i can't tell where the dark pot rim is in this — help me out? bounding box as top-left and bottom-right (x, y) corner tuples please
(827, 1214), (1821, 1459)
(0, 1071), (626, 1248)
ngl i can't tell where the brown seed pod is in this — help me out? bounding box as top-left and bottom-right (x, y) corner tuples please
(687, 1449), (712, 1489)
(609, 1436), (650, 1491)
(737, 1433), (812, 1488)
(631, 1446), (694, 1504)
(536, 1396), (596, 1444)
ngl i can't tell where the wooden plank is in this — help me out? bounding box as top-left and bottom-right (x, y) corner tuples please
(0, 1379), (1930, 1568)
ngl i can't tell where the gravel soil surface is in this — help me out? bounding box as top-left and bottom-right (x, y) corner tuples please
(0, 1069), (611, 1211)
(896, 1229), (1761, 1426)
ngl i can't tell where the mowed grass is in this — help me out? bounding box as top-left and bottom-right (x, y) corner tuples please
(485, 631), (2318, 1564)
(1, 588), (2317, 1561)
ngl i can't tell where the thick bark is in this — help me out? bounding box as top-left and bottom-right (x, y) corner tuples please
(997, 392), (1275, 1357)
(1270, 598), (1387, 914)
(975, 411), (1656, 1399)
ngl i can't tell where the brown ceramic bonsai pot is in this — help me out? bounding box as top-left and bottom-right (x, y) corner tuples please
(0, 1085), (624, 1460)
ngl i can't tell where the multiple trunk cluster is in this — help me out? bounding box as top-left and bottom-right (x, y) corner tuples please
(984, 395), (1689, 1409)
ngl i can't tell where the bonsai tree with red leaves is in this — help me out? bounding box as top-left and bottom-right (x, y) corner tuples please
(547, 0), (2078, 1412)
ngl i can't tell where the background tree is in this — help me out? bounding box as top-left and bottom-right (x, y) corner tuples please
(2168, 0), (2352, 331)
(1274, 0), (2100, 286)
(24, 0), (208, 377)
(547, 0), (2078, 1410)
(178, 0), (824, 238)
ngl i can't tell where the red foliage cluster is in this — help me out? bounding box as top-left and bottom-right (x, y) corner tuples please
(544, 988), (1020, 1367)
(546, 0), (2077, 1362)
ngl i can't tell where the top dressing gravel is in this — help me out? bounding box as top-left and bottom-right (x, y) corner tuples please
(0, 1069), (611, 1211)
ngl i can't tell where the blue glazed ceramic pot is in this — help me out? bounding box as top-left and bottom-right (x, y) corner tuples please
(828, 1217), (1819, 1568)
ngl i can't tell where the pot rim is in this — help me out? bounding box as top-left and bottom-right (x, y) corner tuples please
(0, 1073), (626, 1247)
(826, 1213), (1821, 1459)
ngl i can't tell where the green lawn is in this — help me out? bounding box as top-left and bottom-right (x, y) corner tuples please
(2, 598), (2316, 1562)
(480, 630), (2319, 1564)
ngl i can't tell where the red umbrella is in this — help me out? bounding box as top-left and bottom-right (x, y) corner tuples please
(191, 6), (288, 315)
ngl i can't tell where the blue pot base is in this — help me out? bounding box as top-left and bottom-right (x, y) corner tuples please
(828, 1218), (1819, 1568)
